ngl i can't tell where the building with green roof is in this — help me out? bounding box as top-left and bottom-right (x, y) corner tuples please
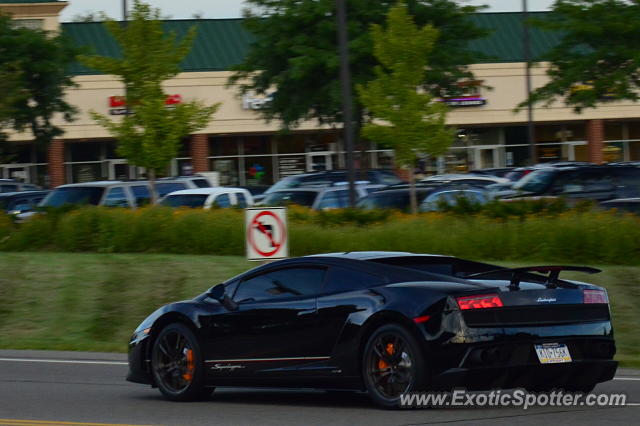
(1, 1), (638, 188)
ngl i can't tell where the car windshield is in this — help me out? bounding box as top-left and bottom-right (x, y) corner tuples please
(265, 177), (297, 193)
(512, 169), (557, 193)
(41, 187), (105, 207)
(261, 191), (318, 206)
(161, 194), (209, 208)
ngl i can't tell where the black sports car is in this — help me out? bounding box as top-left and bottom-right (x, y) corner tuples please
(127, 252), (617, 408)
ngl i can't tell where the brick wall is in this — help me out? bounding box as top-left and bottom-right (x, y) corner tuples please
(587, 119), (604, 164)
(47, 139), (65, 188)
(190, 134), (209, 173)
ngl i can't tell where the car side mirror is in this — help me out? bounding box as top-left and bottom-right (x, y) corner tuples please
(207, 283), (238, 311)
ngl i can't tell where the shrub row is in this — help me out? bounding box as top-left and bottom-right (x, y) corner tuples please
(1, 205), (639, 264)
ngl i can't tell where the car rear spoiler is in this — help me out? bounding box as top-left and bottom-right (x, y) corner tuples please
(465, 265), (601, 290)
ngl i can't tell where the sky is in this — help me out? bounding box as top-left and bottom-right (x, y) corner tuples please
(59, 0), (558, 22)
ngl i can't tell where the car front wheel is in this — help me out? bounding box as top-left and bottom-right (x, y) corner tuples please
(151, 323), (213, 401)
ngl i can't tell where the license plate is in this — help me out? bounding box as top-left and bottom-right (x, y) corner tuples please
(535, 343), (572, 364)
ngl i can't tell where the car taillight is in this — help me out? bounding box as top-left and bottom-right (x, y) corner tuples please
(583, 289), (608, 304)
(456, 294), (503, 310)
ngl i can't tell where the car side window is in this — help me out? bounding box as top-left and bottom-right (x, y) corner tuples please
(234, 267), (326, 303)
(1, 184), (18, 192)
(131, 185), (151, 207)
(103, 187), (130, 207)
(236, 192), (248, 208)
(213, 193), (231, 207)
(193, 179), (210, 188)
(323, 266), (383, 294)
(156, 183), (187, 197)
(317, 191), (344, 209)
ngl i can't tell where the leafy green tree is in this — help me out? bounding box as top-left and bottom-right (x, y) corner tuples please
(229, 0), (486, 163)
(358, 1), (454, 214)
(0, 14), (79, 147)
(522, 0), (640, 111)
(82, 1), (219, 202)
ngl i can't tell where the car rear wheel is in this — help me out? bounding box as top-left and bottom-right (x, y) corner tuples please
(151, 323), (213, 401)
(362, 324), (426, 408)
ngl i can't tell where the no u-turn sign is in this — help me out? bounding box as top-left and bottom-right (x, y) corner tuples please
(245, 207), (289, 261)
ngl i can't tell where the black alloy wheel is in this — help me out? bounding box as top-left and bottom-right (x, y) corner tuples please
(151, 323), (213, 401)
(362, 324), (426, 408)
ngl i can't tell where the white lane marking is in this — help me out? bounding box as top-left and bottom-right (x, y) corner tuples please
(0, 358), (127, 365)
(626, 403), (640, 406)
(614, 377), (640, 381)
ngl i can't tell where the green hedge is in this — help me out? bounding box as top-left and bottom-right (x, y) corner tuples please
(1, 205), (639, 264)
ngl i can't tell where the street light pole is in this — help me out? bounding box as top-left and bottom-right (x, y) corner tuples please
(523, 0), (537, 165)
(336, 0), (357, 207)
(123, 0), (128, 22)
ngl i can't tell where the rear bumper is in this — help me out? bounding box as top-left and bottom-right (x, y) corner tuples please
(432, 359), (618, 391)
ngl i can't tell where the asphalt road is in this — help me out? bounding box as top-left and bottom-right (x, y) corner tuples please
(0, 350), (638, 426)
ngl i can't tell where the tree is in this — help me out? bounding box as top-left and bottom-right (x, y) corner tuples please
(0, 14), (79, 148)
(82, 1), (219, 202)
(522, 0), (640, 111)
(229, 0), (486, 164)
(358, 1), (454, 214)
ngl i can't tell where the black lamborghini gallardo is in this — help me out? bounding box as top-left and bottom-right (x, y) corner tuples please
(126, 252), (617, 408)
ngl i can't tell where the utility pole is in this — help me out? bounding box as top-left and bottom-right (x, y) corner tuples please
(336, 0), (357, 207)
(523, 0), (537, 165)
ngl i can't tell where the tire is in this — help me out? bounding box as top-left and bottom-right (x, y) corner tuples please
(362, 324), (427, 409)
(151, 323), (213, 401)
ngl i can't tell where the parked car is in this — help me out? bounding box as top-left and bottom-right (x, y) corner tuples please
(0, 191), (49, 216)
(356, 184), (442, 211)
(468, 167), (515, 178)
(420, 174), (509, 187)
(499, 165), (640, 202)
(127, 252), (616, 407)
(258, 184), (383, 210)
(419, 189), (488, 212)
(599, 198), (640, 214)
(39, 181), (154, 209)
(257, 170), (403, 202)
(160, 188), (253, 209)
(0, 179), (41, 193)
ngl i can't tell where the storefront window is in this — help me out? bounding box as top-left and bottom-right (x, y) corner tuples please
(211, 158), (239, 186)
(629, 141), (640, 161)
(504, 126), (527, 145)
(537, 144), (562, 162)
(627, 121), (640, 140)
(244, 156), (273, 186)
(70, 142), (101, 162)
(106, 140), (122, 159)
(605, 122), (624, 141)
(244, 136), (271, 155)
(70, 163), (102, 183)
(460, 127), (501, 145)
(210, 137), (239, 156)
(276, 135), (306, 154)
(603, 142), (624, 163)
(505, 145), (529, 167)
(277, 155), (306, 177)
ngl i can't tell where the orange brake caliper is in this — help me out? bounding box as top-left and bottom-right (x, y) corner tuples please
(183, 349), (194, 382)
(377, 343), (395, 370)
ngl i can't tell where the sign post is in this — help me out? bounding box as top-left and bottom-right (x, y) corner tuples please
(245, 207), (289, 261)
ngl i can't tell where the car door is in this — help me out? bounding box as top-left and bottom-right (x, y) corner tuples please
(201, 265), (328, 377)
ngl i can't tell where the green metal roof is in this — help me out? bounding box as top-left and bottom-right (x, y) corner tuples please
(63, 19), (254, 75)
(62, 12), (561, 76)
(469, 12), (562, 63)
